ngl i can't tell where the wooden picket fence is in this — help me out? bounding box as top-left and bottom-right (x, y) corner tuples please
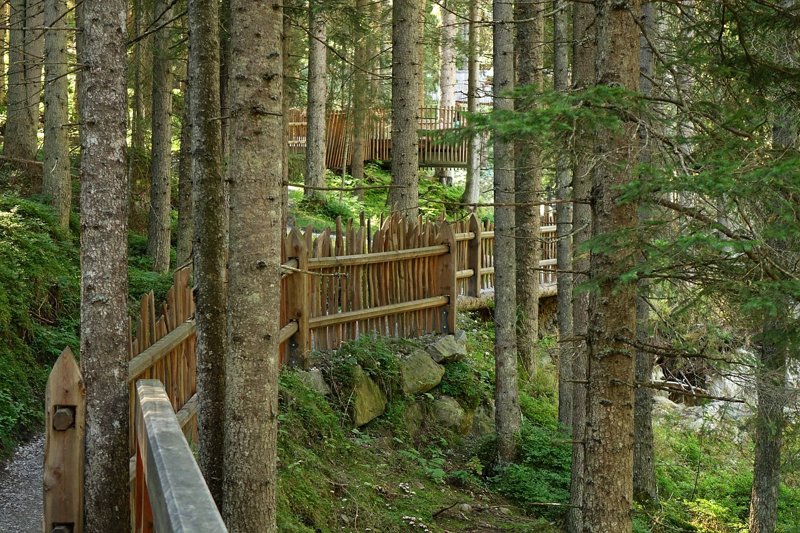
(288, 106), (471, 170)
(43, 211), (558, 531)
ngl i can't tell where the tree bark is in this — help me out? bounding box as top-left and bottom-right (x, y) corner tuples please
(514, 0), (543, 377)
(43, 0), (71, 228)
(305, 0), (328, 197)
(188, 0), (227, 507)
(176, 78), (193, 267)
(5, 0), (44, 160)
(567, 3), (595, 530)
(749, 316), (788, 533)
(78, 0), (130, 529)
(461, 0), (481, 206)
(147, 0), (175, 273)
(389, 0), (420, 217)
(493, 0), (519, 463)
(0, 2), (8, 106)
(633, 0), (658, 507)
(220, 0), (231, 160)
(582, 1), (641, 531)
(435, 1), (456, 185)
(554, 0), (573, 429)
(350, 0), (370, 197)
(223, 0), (283, 529)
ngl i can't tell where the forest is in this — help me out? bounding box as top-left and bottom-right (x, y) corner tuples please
(0, 0), (798, 532)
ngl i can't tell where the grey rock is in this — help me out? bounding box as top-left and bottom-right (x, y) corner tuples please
(434, 395), (467, 433)
(351, 365), (387, 426)
(400, 350), (445, 395)
(470, 400), (495, 437)
(428, 334), (467, 363)
(297, 367), (331, 395)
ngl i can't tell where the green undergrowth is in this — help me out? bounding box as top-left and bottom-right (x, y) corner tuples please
(288, 164), (479, 232)
(642, 413), (800, 532)
(0, 194), (79, 456)
(276, 367), (558, 532)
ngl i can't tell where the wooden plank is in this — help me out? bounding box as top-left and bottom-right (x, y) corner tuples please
(285, 228), (311, 365)
(309, 296), (449, 329)
(467, 215), (482, 297)
(44, 348), (85, 533)
(135, 380), (226, 533)
(308, 244), (449, 269)
(128, 321), (196, 381)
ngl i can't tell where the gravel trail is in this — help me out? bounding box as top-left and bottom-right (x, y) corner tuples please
(0, 433), (43, 533)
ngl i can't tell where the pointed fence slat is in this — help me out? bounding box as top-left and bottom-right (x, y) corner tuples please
(44, 348), (85, 533)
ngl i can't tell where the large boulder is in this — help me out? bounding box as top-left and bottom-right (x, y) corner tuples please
(350, 365), (387, 426)
(433, 395), (468, 433)
(428, 334), (467, 364)
(400, 350), (445, 395)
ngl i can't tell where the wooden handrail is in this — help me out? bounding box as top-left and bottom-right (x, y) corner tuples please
(308, 244), (449, 269)
(128, 320), (196, 381)
(134, 380), (226, 532)
(308, 296), (448, 329)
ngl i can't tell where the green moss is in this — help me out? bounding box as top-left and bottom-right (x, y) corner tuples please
(439, 360), (490, 410)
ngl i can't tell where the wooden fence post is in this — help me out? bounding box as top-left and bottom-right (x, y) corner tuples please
(438, 223), (457, 334)
(44, 347), (85, 533)
(285, 228), (311, 367)
(467, 214), (482, 297)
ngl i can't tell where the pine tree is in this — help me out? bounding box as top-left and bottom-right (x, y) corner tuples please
(223, 0), (283, 528)
(78, 0), (130, 528)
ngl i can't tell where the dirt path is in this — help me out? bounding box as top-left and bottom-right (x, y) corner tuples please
(0, 433), (43, 533)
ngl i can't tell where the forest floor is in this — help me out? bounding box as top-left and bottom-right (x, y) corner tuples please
(0, 432), (43, 532)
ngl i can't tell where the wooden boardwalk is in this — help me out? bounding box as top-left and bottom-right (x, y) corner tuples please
(288, 106), (470, 170)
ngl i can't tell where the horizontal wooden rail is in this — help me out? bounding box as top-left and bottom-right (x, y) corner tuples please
(308, 244), (449, 269)
(278, 321), (299, 345)
(455, 232), (475, 242)
(134, 380), (226, 532)
(457, 269), (475, 279)
(308, 296), (448, 329)
(280, 258), (299, 279)
(128, 320), (196, 381)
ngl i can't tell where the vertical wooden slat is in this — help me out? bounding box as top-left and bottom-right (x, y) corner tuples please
(44, 348), (85, 533)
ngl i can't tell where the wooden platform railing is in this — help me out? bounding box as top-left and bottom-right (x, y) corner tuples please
(44, 210), (559, 530)
(134, 380), (226, 532)
(288, 106), (471, 170)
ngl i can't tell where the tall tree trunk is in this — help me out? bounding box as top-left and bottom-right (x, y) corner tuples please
(350, 0), (370, 198)
(633, 0), (658, 507)
(282, 3), (291, 228)
(493, 0), (519, 463)
(554, 0), (573, 429)
(567, 3), (595, 529)
(5, 0), (43, 160)
(389, 0), (420, 217)
(223, 0), (283, 529)
(176, 78), (193, 267)
(749, 316), (788, 533)
(43, 0), (71, 228)
(461, 0), (481, 206)
(514, 0), (543, 376)
(305, 0), (328, 197)
(131, 0), (145, 169)
(78, 0), (130, 529)
(147, 0), (175, 273)
(582, 1), (641, 530)
(220, 0), (231, 160)
(0, 2), (8, 106)
(435, 1), (456, 185)
(749, 47), (795, 528)
(188, 0), (227, 507)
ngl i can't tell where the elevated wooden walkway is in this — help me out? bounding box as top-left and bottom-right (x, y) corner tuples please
(288, 106), (470, 171)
